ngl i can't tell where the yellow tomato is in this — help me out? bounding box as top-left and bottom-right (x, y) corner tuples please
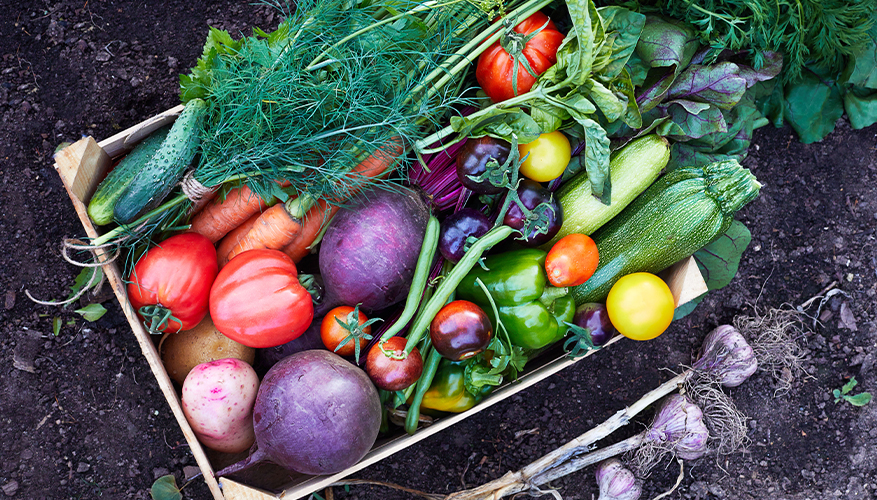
(605, 272), (675, 341)
(517, 130), (571, 182)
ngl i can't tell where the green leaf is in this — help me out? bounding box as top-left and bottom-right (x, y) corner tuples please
(612, 69), (642, 129)
(783, 71), (844, 144)
(52, 317), (62, 337)
(843, 87), (877, 130)
(841, 377), (858, 395)
(67, 267), (104, 302)
(554, 0), (600, 86)
(674, 220), (752, 319)
(633, 16), (699, 113)
(694, 220), (752, 290)
(840, 24), (877, 89)
(843, 393), (873, 407)
(575, 118), (611, 204)
(666, 63), (748, 110)
(593, 7), (646, 81)
(150, 475), (182, 500)
(451, 108), (541, 144)
(74, 303), (107, 323)
(664, 101), (727, 140)
(587, 79), (625, 122)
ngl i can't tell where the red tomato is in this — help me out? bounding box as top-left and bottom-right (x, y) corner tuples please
(209, 249), (314, 348)
(321, 305), (373, 359)
(366, 336), (423, 392)
(476, 12), (565, 103)
(545, 233), (599, 287)
(127, 233), (218, 333)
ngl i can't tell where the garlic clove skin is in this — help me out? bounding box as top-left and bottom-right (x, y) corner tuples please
(648, 394), (710, 460)
(595, 459), (641, 500)
(694, 324), (758, 387)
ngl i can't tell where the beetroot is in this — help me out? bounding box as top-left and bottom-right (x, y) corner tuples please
(318, 188), (430, 313)
(216, 350), (381, 477)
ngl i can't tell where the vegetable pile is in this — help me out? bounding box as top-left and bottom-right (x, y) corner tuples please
(60, 0), (874, 487)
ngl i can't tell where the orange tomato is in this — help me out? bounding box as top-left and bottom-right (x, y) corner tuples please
(545, 233), (599, 287)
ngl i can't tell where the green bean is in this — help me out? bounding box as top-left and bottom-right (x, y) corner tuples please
(379, 215), (440, 342)
(405, 344), (442, 435)
(404, 225), (514, 353)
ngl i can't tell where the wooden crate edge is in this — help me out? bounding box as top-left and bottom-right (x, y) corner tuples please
(53, 126), (227, 500)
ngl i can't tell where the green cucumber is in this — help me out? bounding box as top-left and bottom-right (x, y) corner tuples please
(543, 134), (670, 249)
(113, 98), (207, 224)
(571, 159), (761, 305)
(87, 125), (172, 226)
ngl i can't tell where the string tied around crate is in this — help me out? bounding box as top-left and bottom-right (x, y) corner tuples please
(24, 238), (119, 306)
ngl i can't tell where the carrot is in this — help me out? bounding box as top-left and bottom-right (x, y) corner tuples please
(225, 138), (404, 259)
(281, 200), (339, 263)
(189, 185), (270, 243)
(216, 212), (261, 267)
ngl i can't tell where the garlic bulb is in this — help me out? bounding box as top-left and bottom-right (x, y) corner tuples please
(647, 394), (709, 460)
(595, 459), (641, 500)
(693, 324), (758, 387)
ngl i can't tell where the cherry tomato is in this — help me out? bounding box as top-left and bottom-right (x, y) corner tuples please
(476, 12), (565, 103)
(518, 131), (571, 182)
(545, 233), (599, 287)
(429, 300), (493, 361)
(503, 179), (563, 247)
(605, 273), (675, 341)
(438, 208), (492, 263)
(366, 336), (424, 391)
(127, 233), (218, 333)
(321, 305), (373, 359)
(209, 249), (314, 348)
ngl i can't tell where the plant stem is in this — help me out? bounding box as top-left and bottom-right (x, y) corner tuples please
(444, 368), (692, 499)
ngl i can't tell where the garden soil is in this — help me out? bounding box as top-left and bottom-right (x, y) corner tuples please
(1, 1), (875, 499)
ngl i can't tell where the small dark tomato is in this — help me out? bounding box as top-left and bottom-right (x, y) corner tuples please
(438, 208), (492, 263)
(366, 336), (424, 391)
(456, 137), (511, 195)
(503, 179), (563, 247)
(572, 302), (615, 346)
(430, 300), (493, 361)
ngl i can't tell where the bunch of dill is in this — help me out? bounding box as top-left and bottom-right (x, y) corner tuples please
(625, 0), (876, 83)
(190, 0), (492, 203)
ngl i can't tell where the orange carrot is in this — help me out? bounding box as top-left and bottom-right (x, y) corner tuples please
(216, 212), (261, 268)
(189, 185), (270, 243)
(225, 200), (308, 261)
(225, 138), (404, 260)
(281, 200), (339, 263)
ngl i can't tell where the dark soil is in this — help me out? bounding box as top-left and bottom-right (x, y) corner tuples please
(2, 2), (875, 499)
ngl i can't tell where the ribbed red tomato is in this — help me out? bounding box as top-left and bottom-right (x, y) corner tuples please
(475, 11), (565, 103)
(209, 249), (314, 348)
(127, 233), (218, 333)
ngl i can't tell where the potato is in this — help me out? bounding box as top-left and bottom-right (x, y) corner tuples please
(181, 358), (259, 454)
(160, 315), (255, 385)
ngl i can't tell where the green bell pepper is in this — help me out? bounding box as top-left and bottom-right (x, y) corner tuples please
(455, 248), (575, 349)
(420, 359), (493, 414)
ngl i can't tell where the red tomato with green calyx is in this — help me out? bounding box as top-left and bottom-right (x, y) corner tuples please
(476, 12), (565, 103)
(127, 233), (218, 333)
(209, 249), (314, 348)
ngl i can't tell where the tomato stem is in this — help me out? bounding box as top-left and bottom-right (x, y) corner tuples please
(137, 305), (181, 334)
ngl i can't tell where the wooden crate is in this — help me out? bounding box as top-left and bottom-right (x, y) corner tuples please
(53, 108), (708, 500)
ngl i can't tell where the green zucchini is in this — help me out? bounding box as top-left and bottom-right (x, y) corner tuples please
(87, 125), (172, 226)
(543, 134), (670, 249)
(113, 98), (207, 224)
(572, 159), (761, 305)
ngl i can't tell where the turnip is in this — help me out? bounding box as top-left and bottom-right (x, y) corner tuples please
(181, 358), (259, 454)
(216, 350), (382, 477)
(318, 187), (430, 314)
